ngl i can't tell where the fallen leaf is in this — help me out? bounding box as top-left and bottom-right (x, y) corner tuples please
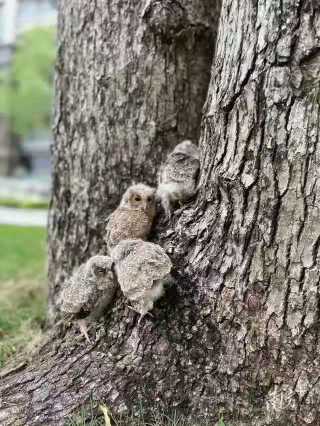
(100, 405), (112, 426)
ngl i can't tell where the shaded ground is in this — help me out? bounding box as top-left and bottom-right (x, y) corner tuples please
(64, 402), (227, 426)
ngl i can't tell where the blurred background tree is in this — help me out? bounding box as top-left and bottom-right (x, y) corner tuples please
(0, 0), (57, 179)
(0, 1), (57, 367)
(0, 27), (55, 136)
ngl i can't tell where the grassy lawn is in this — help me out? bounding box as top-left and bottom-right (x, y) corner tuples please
(0, 225), (47, 365)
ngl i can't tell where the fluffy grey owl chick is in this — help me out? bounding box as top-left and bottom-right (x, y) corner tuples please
(105, 183), (156, 253)
(157, 140), (200, 219)
(112, 239), (172, 324)
(60, 255), (117, 342)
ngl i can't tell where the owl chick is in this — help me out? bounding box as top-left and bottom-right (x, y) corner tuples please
(105, 183), (156, 253)
(157, 140), (200, 219)
(60, 255), (118, 343)
(112, 239), (172, 324)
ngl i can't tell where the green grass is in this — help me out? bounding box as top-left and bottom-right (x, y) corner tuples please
(0, 197), (49, 210)
(0, 225), (46, 280)
(0, 225), (47, 365)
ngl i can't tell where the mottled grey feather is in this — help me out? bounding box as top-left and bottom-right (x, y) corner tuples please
(112, 239), (172, 315)
(60, 255), (117, 320)
(104, 183), (156, 253)
(157, 140), (200, 218)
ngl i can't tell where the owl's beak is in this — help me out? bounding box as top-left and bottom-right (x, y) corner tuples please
(142, 202), (148, 212)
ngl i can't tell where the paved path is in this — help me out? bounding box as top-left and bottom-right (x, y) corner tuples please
(0, 207), (48, 227)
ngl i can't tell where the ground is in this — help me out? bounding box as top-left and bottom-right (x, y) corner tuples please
(64, 403), (227, 426)
(0, 224), (46, 365)
(0, 224), (227, 426)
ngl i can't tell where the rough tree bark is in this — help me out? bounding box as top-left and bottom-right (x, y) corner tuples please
(47, 0), (220, 324)
(170, 0), (320, 423)
(1, 0), (320, 425)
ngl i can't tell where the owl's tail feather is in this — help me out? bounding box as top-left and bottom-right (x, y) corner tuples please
(156, 184), (176, 220)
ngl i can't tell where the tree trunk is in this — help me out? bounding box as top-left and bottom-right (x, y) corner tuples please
(1, 0), (320, 425)
(165, 0), (320, 423)
(47, 0), (220, 324)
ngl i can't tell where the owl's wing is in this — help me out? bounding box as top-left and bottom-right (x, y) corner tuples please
(104, 209), (120, 248)
(188, 156), (200, 176)
(158, 162), (165, 184)
(142, 243), (171, 270)
(142, 248), (172, 286)
(105, 210), (116, 233)
(60, 269), (99, 316)
(117, 243), (172, 302)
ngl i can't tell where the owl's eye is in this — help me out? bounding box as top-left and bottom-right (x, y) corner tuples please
(147, 196), (153, 202)
(96, 269), (105, 276)
(134, 195), (142, 202)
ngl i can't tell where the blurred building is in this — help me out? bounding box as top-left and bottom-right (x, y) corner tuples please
(0, 115), (20, 176)
(16, 0), (57, 33)
(23, 130), (51, 178)
(0, 0), (56, 179)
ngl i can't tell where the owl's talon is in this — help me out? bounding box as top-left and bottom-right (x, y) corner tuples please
(137, 315), (145, 326)
(94, 328), (103, 342)
(128, 306), (154, 326)
(128, 305), (154, 318)
(128, 305), (139, 315)
(77, 319), (92, 344)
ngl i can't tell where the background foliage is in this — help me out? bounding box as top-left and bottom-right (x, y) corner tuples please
(0, 27), (56, 136)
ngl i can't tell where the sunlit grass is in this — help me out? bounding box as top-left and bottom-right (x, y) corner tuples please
(0, 225), (47, 365)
